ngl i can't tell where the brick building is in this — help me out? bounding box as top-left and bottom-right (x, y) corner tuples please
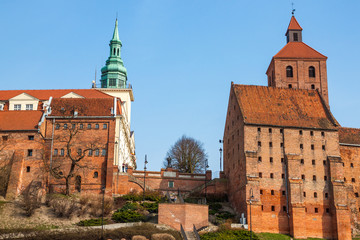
(223, 15), (357, 239)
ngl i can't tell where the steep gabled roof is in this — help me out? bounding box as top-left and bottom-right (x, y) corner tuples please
(49, 98), (121, 117)
(287, 16), (302, 31)
(233, 84), (338, 130)
(273, 42), (327, 59)
(0, 111), (42, 131)
(339, 127), (360, 145)
(0, 89), (112, 101)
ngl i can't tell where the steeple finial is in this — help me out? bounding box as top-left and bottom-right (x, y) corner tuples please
(112, 19), (120, 41)
(291, 2), (295, 16)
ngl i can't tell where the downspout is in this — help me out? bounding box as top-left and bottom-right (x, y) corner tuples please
(49, 118), (55, 192)
(283, 129), (290, 219)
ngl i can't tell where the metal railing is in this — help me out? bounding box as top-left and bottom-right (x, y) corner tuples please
(180, 224), (188, 240)
(193, 224), (200, 240)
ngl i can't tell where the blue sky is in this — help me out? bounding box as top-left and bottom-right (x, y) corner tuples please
(0, 1), (359, 174)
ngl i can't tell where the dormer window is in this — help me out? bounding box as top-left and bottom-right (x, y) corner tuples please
(286, 66), (293, 78)
(14, 104), (21, 110)
(26, 104), (33, 110)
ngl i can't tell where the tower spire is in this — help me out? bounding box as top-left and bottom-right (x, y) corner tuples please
(100, 19), (128, 89)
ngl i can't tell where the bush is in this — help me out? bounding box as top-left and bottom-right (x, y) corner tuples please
(112, 209), (145, 223)
(141, 202), (158, 213)
(77, 218), (110, 226)
(200, 230), (259, 240)
(79, 193), (113, 217)
(48, 195), (79, 218)
(20, 184), (42, 216)
(209, 202), (222, 211)
(216, 211), (235, 220)
(121, 190), (163, 202)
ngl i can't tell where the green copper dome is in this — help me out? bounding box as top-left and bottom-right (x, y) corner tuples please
(100, 19), (128, 89)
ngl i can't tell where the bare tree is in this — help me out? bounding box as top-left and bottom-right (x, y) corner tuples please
(0, 140), (11, 197)
(44, 122), (103, 196)
(164, 135), (207, 173)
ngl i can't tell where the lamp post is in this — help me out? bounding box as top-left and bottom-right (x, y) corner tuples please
(143, 155), (148, 201)
(249, 188), (254, 240)
(219, 139), (223, 173)
(101, 185), (106, 240)
(204, 159), (209, 203)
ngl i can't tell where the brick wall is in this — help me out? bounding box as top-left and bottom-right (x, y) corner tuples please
(158, 203), (208, 231)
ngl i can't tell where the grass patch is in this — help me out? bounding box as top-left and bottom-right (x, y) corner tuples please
(200, 229), (259, 240)
(257, 232), (292, 240)
(77, 218), (111, 226)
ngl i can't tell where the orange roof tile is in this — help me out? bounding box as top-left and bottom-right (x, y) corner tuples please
(287, 16), (302, 31)
(0, 111), (43, 131)
(233, 84), (338, 130)
(273, 42), (327, 59)
(50, 98), (121, 117)
(0, 89), (112, 101)
(339, 127), (360, 145)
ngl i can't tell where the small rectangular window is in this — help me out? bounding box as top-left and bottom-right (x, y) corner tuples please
(271, 190), (274, 195)
(258, 141), (261, 147)
(313, 175), (317, 181)
(28, 135), (34, 140)
(324, 176), (327, 181)
(270, 157), (273, 163)
(88, 149), (93, 156)
(303, 192), (306, 197)
(322, 145), (326, 151)
(281, 158), (284, 163)
(270, 173), (274, 178)
(311, 144), (314, 150)
(26, 166), (31, 172)
(26, 104), (33, 110)
(300, 144), (303, 149)
(315, 207), (318, 213)
(60, 149), (64, 156)
(310, 131), (314, 136)
(293, 33), (298, 41)
(102, 149), (106, 156)
(351, 163), (354, 168)
(352, 178), (356, 183)
(168, 181), (174, 188)
(258, 157), (262, 162)
(326, 208), (330, 213)
(257, 127), (261, 132)
(14, 104), (21, 110)
(282, 174), (285, 179)
(77, 149), (82, 155)
(103, 124), (107, 129)
(280, 129), (283, 134)
(321, 132), (325, 137)
(271, 206), (275, 211)
(2, 136), (8, 141)
(302, 174), (305, 180)
(55, 124), (60, 130)
(280, 142), (284, 148)
(87, 124), (91, 129)
(95, 149), (99, 156)
(28, 149), (33, 157)
(323, 160), (326, 166)
(54, 149), (58, 155)
(269, 128), (272, 133)
(299, 130), (303, 135)
(72, 124), (76, 129)
(312, 160), (315, 165)
(269, 142), (273, 148)
(300, 159), (304, 164)
(282, 190), (285, 196)
(259, 172), (262, 178)
(63, 124), (68, 129)
(325, 193), (328, 199)
(283, 206), (287, 212)
(79, 124), (83, 129)
(260, 190), (263, 195)
(95, 124), (99, 129)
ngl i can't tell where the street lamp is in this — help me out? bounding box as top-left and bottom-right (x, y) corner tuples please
(249, 188), (254, 240)
(143, 155), (148, 201)
(101, 185), (106, 240)
(204, 159), (209, 203)
(219, 139), (223, 173)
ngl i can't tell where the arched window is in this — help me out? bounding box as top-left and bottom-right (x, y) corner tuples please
(286, 66), (293, 77)
(309, 66), (315, 77)
(311, 84), (315, 89)
(93, 171), (98, 178)
(117, 48), (119, 56)
(113, 48), (116, 55)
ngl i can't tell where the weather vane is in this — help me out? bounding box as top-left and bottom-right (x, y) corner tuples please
(291, 2), (295, 16)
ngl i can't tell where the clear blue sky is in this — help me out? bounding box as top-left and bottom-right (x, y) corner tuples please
(1, 1), (359, 174)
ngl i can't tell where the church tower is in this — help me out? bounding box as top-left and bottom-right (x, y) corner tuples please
(266, 16), (329, 106)
(100, 19), (128, 89)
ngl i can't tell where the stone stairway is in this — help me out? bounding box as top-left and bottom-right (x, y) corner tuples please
(185, 231), (197, 240)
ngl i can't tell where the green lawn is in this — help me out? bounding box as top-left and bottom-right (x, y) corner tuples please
(257, 232), (327, 240)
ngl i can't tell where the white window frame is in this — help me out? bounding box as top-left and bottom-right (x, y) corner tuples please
(26, 104), (33, 110)
(14, 104), (21, 110)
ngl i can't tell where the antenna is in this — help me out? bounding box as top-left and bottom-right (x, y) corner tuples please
(291, 2), (295, 16)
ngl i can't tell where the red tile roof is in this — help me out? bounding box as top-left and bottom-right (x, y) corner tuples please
(339, 127), (360, 145)
(287, 16), (302, 31)
(49, 98), (121, 117)
(0, 111), (43, 131)
(273, 42), (327, 59)
(0, 89), (112, 101)
(233, 84), (338, 130)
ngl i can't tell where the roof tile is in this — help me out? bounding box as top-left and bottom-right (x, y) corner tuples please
(233, 84), (337, 130)
(0, 111), (42, 131)
(274, 42), (327, 59)
(339, 127), (360, 145)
